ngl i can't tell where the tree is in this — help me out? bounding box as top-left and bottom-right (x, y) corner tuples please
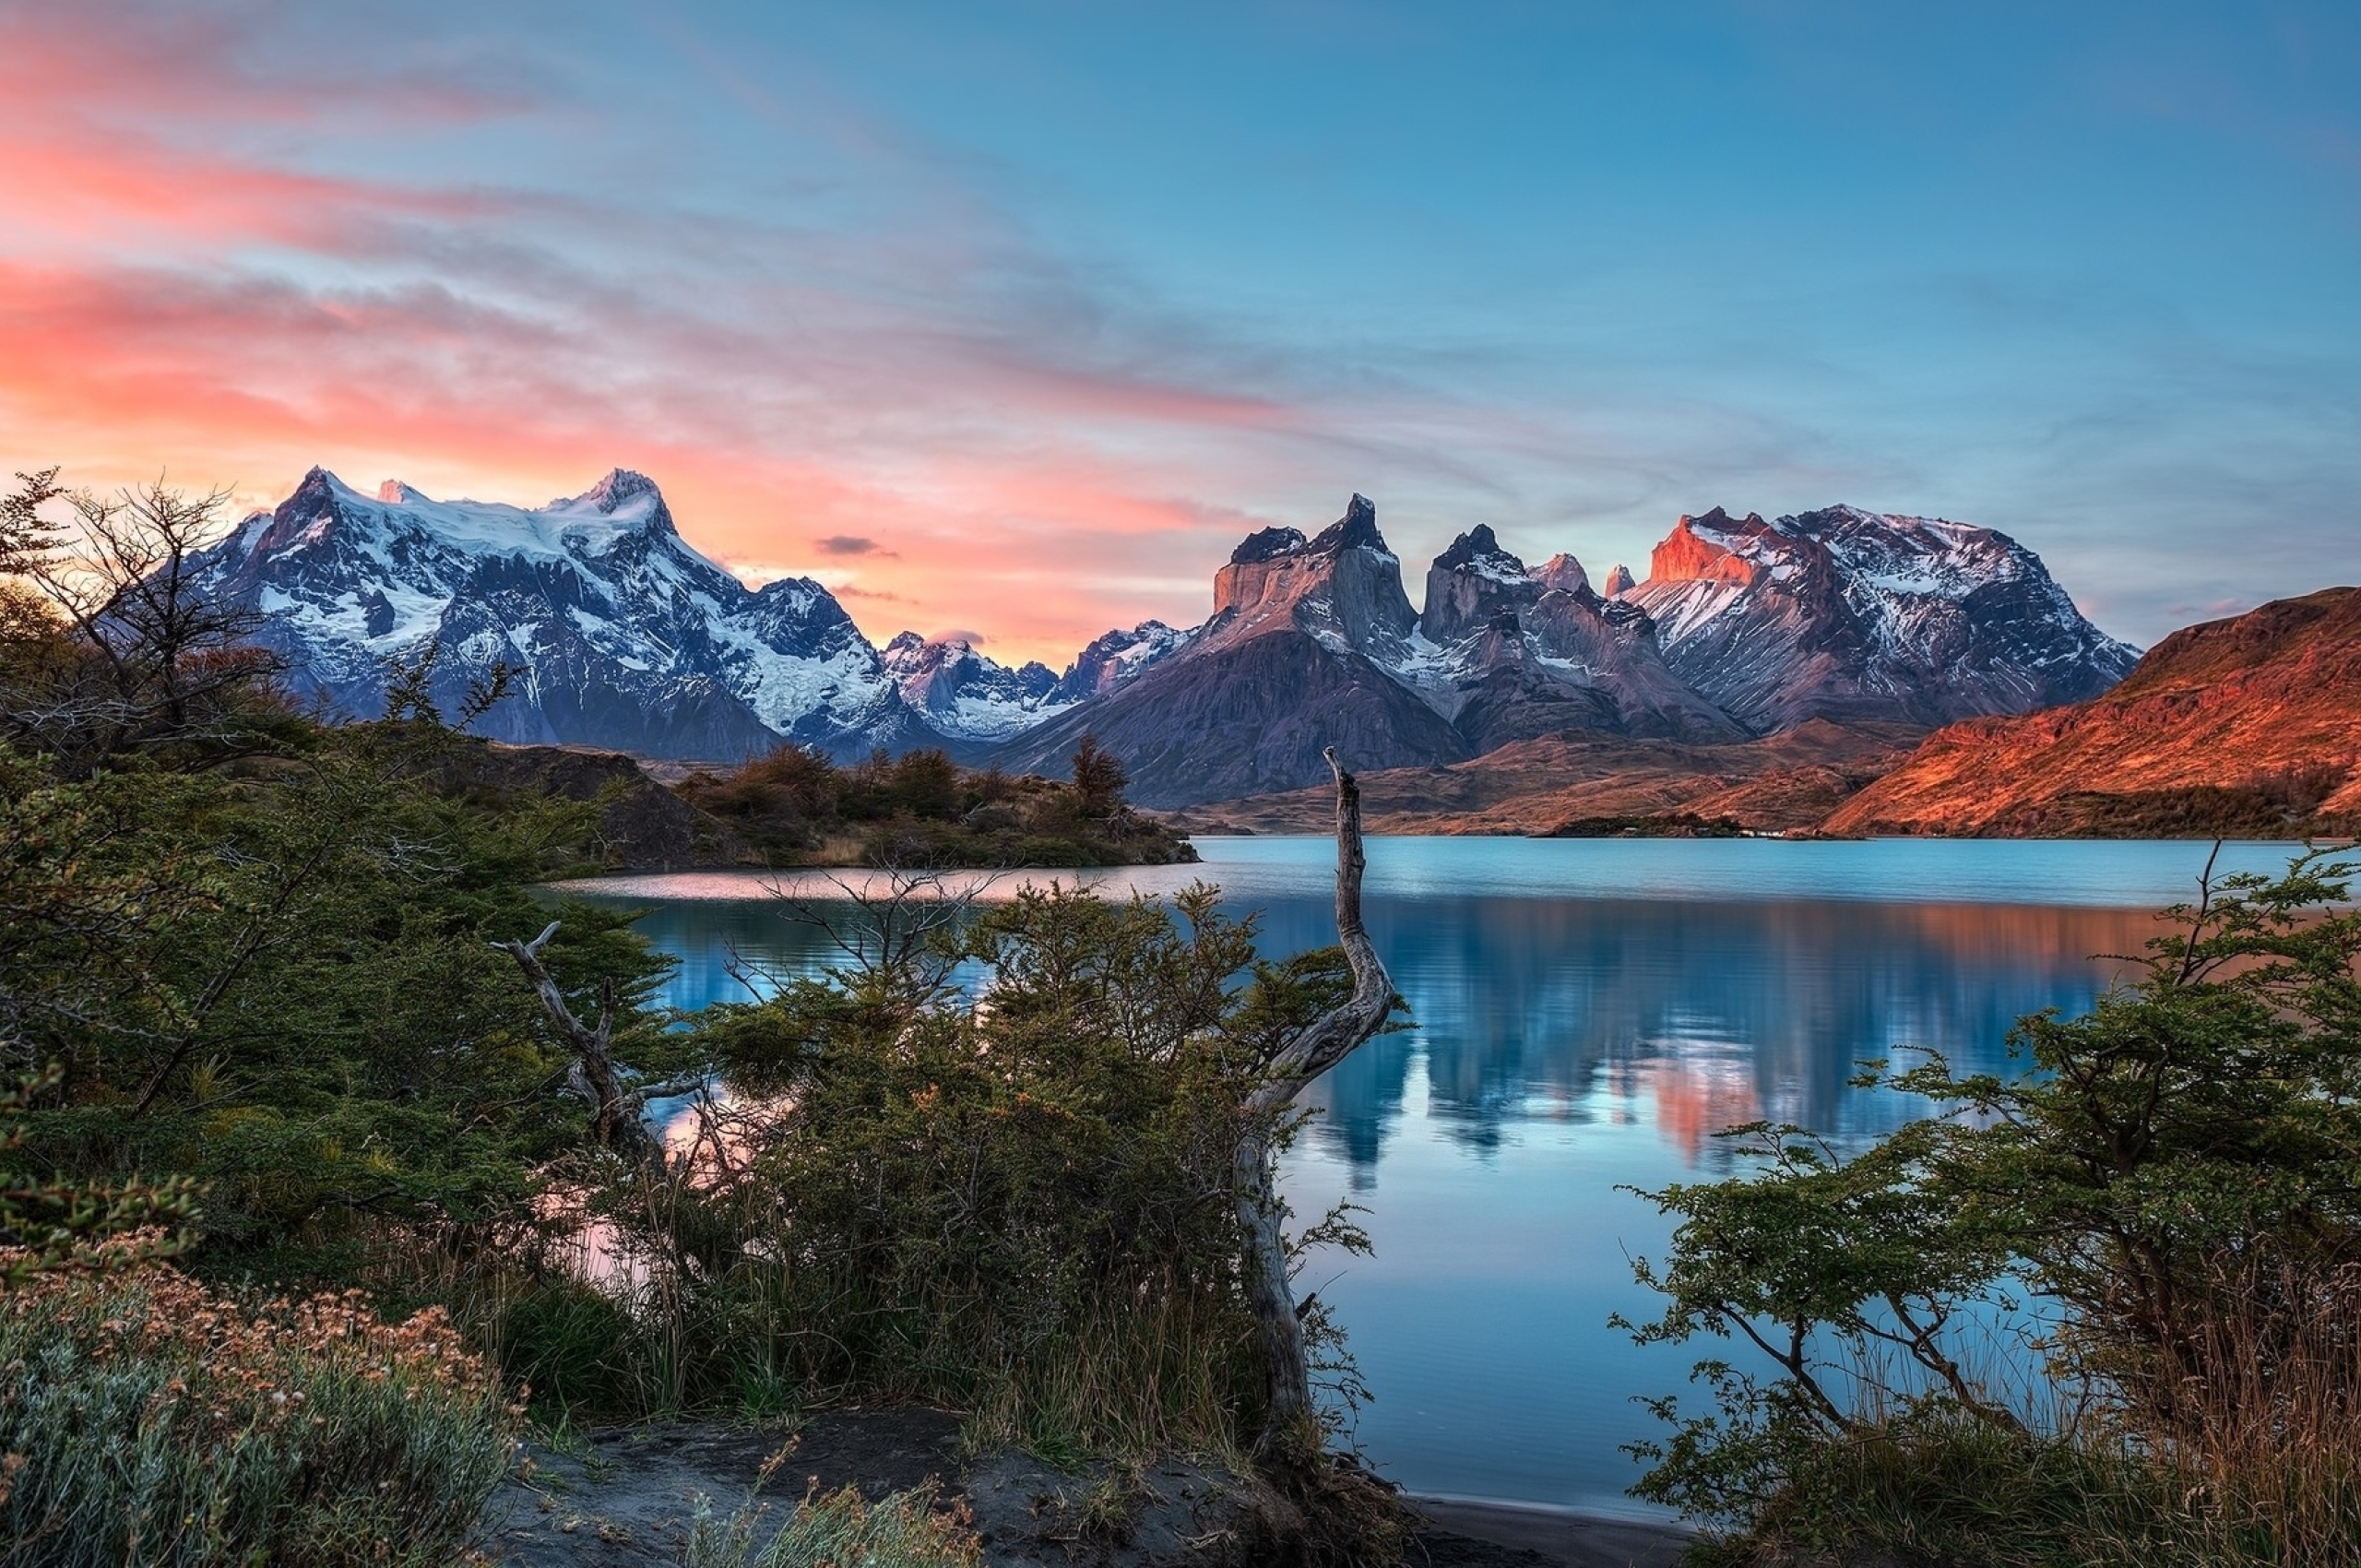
(0, 469), (64, 579)
(676, 750), (1400, 1462)
(1071, 733), (1128, 819)
(1231, 749), (1401, 1455)
(3, 473), (287, 769)
(887, 747), (962, 820)
(0, 1064), (196, 1286)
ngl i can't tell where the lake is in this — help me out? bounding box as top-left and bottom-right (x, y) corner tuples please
(564, 836), (2310, 1521)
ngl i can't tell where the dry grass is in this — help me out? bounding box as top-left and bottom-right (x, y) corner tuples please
(0, 1257), (520, 1567)
(2109, 1259), (2361, 1567)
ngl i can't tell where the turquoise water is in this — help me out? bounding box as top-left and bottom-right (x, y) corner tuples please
(564, 836), (2312, 1519)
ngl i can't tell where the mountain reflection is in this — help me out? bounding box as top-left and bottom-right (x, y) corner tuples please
(1287, 896), (2157, 1182)
(587, 885), (2158, 1184)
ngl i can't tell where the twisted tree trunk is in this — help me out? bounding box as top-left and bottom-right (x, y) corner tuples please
(495, 921), (664, 1163)
(1235, 748), (1396, 1454)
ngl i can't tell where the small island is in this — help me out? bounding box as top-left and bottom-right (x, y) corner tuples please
(675, 734), (1197, 869)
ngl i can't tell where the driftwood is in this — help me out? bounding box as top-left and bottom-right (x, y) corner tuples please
(494, 921), (669, 1162)
(1235, 747), (1397, 1452)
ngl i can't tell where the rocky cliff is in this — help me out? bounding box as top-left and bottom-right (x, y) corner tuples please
(991, 498), (1466, 803)
(996, 494), (2138, 808)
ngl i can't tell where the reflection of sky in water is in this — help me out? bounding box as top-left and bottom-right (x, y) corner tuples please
(563, 837), (2272, 1518)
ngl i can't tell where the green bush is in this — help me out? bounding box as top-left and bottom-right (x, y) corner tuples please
(0, 1261), (518, 1567)
(585, 883), (1370, 1457)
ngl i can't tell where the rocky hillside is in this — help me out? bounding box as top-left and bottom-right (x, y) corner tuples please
(1172, 719), (1919, 836)
(990, 498), (1477, 803)
(1825, 587), (2361, 837)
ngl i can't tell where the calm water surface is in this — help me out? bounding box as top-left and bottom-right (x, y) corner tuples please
(565, 837), (2306, 1520)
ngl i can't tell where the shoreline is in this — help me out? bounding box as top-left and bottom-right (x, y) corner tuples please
(1407, 1493), (1693, 1568)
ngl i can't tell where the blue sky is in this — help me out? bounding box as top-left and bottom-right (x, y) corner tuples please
(5, 0), (2353, 656)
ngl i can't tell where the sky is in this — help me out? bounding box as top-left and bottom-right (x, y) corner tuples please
(3, 0), (2355, 664)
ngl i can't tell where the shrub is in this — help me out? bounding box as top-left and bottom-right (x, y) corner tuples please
(0, 1262), (519, 1567)
(592, 884), (1372, 1458)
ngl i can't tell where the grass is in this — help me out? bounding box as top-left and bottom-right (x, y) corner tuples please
(0, 1258), (519, 1568)
(682, 1481), (981, 1568)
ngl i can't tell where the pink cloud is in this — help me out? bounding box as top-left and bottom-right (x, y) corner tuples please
(0, 4), (1483, 663)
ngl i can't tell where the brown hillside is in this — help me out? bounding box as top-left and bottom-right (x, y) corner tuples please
(1824, 588), (2361, 837)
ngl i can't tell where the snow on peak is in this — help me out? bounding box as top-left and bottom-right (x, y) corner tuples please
(189, 464), (915, 760)
(881, 630), (1069, 742)
(1432, 524), (1532, 585)
(579, 469), (662, 515)
(1052, 620), (1192, 703)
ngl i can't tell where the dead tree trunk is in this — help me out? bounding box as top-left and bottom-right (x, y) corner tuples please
(495, 921), (663, 1163)
(1235, 748), (1396, 1455)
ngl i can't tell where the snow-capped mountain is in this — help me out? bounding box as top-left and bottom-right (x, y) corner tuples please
(1049, 621), (1193, 703)
(996, 495), (2140, 806)
(991, 497), (1469, 804)
(880, 633), (1064, 742)
(1624, 506), (2141, 731)
(875, 621), (1194, 742)
(202, 468), (2140, 802)
(1401, 524), (1745, 751)
(194, 467), (923, 759)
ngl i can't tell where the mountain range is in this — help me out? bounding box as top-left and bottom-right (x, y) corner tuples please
(195, 468), (2141, 806)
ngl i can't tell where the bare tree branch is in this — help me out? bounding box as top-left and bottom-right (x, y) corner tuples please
(1232, 747), (1398, 1455)
(493, 921), (664, 1163)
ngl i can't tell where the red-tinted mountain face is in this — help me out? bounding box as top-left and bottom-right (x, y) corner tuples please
(1826, 588), (2361, 837)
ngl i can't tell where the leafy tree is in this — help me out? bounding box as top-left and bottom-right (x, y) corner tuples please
(887, 747), (961, 820)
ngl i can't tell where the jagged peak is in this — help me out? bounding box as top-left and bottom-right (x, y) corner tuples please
(1679, 506), (1767, 539)
(1307, 493), (1387, 555)
(288, 465), (348, 501)
(1536, 553), (1592, 596)
(1433, 524), (1529, 576)
(376, 480), (430, 505)
(580, 468), (662, 514)
(1602, 564), (1635, 596)
(1229, 526), (1307, 565)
